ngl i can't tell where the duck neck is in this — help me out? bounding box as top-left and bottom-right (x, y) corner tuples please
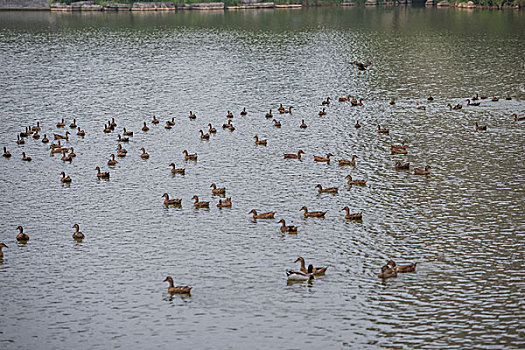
(299, 259), (306, 272)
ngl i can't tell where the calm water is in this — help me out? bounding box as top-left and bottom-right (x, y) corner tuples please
(0, 7), (524, 349)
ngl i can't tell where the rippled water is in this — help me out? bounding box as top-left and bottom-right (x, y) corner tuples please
(0, 8), (524, 349)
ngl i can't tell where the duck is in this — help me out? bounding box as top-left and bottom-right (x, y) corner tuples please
(505, 92), (512, 100)
(32, 132), (40, 139)
(32, 121), (41, 133)
(475, 122), (487, 131)
(240, 107), (247, 116)
(447, 103), (462, 110)
(480, 92), (489, 99)
(286, 265), (314, 281)
(110, 118), (117, 129)
(69, 119), (77, 128)
(272, 119), (281, 128)
(472, 93), (479, 101)
(117, 134), (129, 143)
(108, 154), (118, 166)
(318, 108), (327, 116)
(300, 206), (327, 218)
(394, 161), (410, 170)
(339, 95), (351, 102)
(16, 135), (24, 145)
(162, 193), (182, 206)
(151, 115), (160, 124)
(294, 257), (327, 275)
(222, 120), (235, 131)
(313, 153), (333, 163)
(491, 95), (499, 102)
(416, 105), (426, 110)
(21, 152), (32, 162)
(19, 127), (30, 138)
(279, 219), (298, 233)
(191, 195), (209, 208)
(345, 175), (366, 186)
(164, 121), (172, 130)
(351, 60), (371, 74)
(466, 99), (480, 107)
(183, 150), (197, 161)
(163, 276), (191, 294)
(391, 140), (408, 151)
(200, 130), (210, 140)
(377, 125), (389, 134)
(355, 120), (361, 129)
(248, 209), (275, 220)
(16, 226), (29, 242)
(77, 127), (85, 137)
(338, 155), (357, 166)
(169, 163), (185, 175)
(342, 207), (362, 220)
(95, 166), (110, 179)
(391, 147), (407, 155)
(103, 124), (112, 133)
(0, 242), (7, 259)
(513, 114), (525, 121)
(41, 134), (49, 143)
(56, 118), (65, 128)
(53, 131), (70, 141)
(226, 110), (234, 118)
(322, 97), (330, 106)
(50, 145), (65, 154)
(280, 106), (293, 114)
(350, 97), (362, 106)
(278, 104), (285, 113)
(254, 135), (267, 146)
(389, 97), (396, 105)
(60, 171), (72, 183)
(387, 260), (417, 273)
(142, 122), (150, 132)
(72, 224), (84, 241)
(427, 94), (434, 101)
(211, 183), (226, 195)
(265, 109), (273, 118)
(300, 120), (307, 129)
(283, 150), (305, 159)
(414, 165), (431, 175)
(166, 117), (175, 126)
(3, 147), (11, 158)
(61, 150), (73, 162)
(116, 144), (127, 157)
(68, 147), (76, 158)
(217, 197), (232, 208)
(378, 265), (398, 279)
(315, 184), (338, 194)
(208, 123), (217, 133)
(189, 111), (196, 119)
(123, 128), (134, 136)
(140, 147), (150, 159)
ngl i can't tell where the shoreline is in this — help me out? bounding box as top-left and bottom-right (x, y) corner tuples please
(0, 1), (521, 12)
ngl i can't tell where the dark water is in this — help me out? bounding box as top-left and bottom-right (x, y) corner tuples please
(0, 7), (524, 349)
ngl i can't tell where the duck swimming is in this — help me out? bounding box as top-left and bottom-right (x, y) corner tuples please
(286, 264), (314, 281)
(279, 219), (298, 233)
(217, 197), (232, 208)
(414, 165), (431, 175)
(211, 183), (226, 195)
(16, 226), (29, 242)
(60, 171), (72, 183)
(183, 150), (197, 161)
(72, 224), (84, 241)
(342, 207), (362, 220)
(249, 209), (275, 220)
(283, 150), (305, 159)
(345, 175), (366, 186)
(315, 184), (338, 194)
(163, 276), (191, 294)
(191, 195), (209, 209)
(169, 163), (185, 175)
(3, 147), (11, 158)
(294, 257), (327, 276)
(95, 166), (110, 179)
(339, 155), (357, 166)
(0, 243), (7, 259)
(300, 206), (327, 218)
(163, 193), (182, 206)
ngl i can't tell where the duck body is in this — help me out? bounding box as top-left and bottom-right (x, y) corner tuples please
(151, 116), (159, 124)
(249, 209), (275, 220)
(69, 119), (77, 128)
(343, 206), (362, 220)
(395, 161), (410, 170)
(286, 269), (314, 281)
(466, 99), (480, 107)
(300, 206), (327, 218)
(169, 163), (185, 175)
(254, 135), (267, 146)
(284, 150), (304, 159)
(240, 107), (247, 116)
(355, 121), (361, 129)
(72, 224), (84, 240)
(378, 265), (398, 279)
(313, 153), (333, 163)
(318, 108), (327, 116)
(217, 197), (232, 208)
(265, 110), (273, 118)
(211, 183), (226, 195)
(183, 150), (197, 161)
(377, 125), (389, 134)
(316, 184), (338, 194)
(391, 147), (408, 155)
(16, 226), (29, 242)
(279, 219), (298, 233)
(163, 193), (182, 206)
(300, 120), (307, 129)
(164, 276), (191, 294)
(3, 147), (11, 158)
(322, 97), (330, 106)
(339, 155), (357, 166)
(140, 147), (150, 159)
(192, 195), (209, 208)
(200, 130), (210, 140)
(272, 119), (281, 128)
(108, 154), (118, 166)
(53, 131), (70, 141)
(21, 152), (32, 162)
(189, 111), (197, 119)
(56, 119), (65, 128)
(388, 260), (417, 273)
(77, 128), (85, 137)
(414, 165), (431, 175)
(295, 257), (327, 276)
(208, 123), (217, 133)
(345, 175), (366, 186)
(123, 128), (134, 136)
(60, 171), (72, 183)
(95, 166), (110, 179)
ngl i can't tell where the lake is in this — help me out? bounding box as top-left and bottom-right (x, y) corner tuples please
(0, 7), (524, 349)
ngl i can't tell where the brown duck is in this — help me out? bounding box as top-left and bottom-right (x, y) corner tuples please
(16, 226), (29, 242)
(414, 165), (431, 175)
(72, 224), (84, 241)
(345, 175), (366, 186)
(217, 197), (232, 208)
(169, 163), (185, 175)
(191, 195), (209, 208)
(254, 135), (267, 146)
(316, 184), (338, 194)
(211, 183), (226, 195)
(342, 207), (362, 220)
(295, 257), (327, 275)
(183, 150), (197, 161)
(163, 193), (182, 206)
(249, 209), (275, 220)
(284, 150), (305, 159)
(339, 155), (357, 166)
(163, 276), (191, 294)
(279, 219), (298, 233)
(313, 153), (333, 163)
(300, 206), (327, 218)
